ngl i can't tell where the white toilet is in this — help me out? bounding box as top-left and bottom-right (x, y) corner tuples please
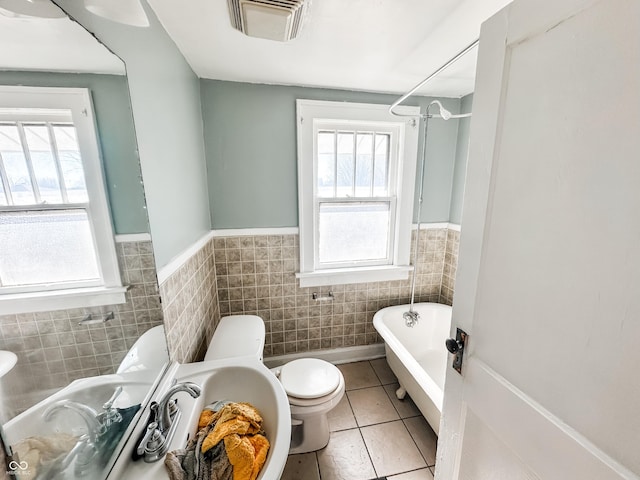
(204, 315), (345, 454)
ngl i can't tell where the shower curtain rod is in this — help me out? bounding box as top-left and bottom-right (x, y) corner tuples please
(389, 39), (479, 118)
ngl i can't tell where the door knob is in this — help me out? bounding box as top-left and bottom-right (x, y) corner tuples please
(446, 328), (468, 375)
(445, 338), (462, 354)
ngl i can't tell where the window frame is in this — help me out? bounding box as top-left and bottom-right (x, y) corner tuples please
(0, 86), (126, 314)
(296, 99), (420, 287)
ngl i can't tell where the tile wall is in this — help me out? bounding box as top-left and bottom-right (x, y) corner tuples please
(0, 229), (460, 416)
(159, 237), (220, 364)
(213, 227), (460, 358)
(0, 240), (163, 417)
(440, 229), (460, 306)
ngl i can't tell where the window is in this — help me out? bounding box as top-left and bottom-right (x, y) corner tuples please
(0, 86), (126, 314)
(296, 100), (420, 287)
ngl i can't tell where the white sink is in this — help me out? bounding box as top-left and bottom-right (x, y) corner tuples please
(0, 350), (17, 378)
(109, 356), (291, 480)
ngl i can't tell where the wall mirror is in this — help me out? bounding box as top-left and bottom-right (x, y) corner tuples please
(0, 3), (168, 478)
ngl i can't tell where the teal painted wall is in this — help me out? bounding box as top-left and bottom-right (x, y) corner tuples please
(449, 93), (473, 225)
(200, 80), (463, 229)
(59, 1), (211, 268)
(0, 71), (148, 235)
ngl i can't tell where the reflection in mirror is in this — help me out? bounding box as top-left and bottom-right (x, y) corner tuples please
(0, 4), (167, 478)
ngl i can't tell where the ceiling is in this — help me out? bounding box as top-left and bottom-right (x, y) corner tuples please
(1, 0), (513, 95)
(147, 0), (512, 97)
(0, 6), (124, 74)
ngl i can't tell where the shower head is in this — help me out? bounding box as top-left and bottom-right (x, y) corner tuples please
(429, 100), (452, 120)
(426, 100), (471, 120)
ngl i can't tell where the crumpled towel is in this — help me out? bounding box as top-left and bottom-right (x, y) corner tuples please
(201, 402), (270, 480)
(167, 402), (269, 480)
(222, 433), (269, 480)
(12, 433), (79, 480)
(165, 420), (233, 480)
(201, 403), (263, 453)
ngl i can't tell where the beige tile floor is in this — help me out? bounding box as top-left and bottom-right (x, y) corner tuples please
(281, 359), (437, 480)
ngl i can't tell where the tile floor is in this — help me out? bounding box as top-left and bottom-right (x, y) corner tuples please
(281, 359), (438, 480)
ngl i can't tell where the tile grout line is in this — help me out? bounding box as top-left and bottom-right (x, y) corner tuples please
(357, 421), (380, 480)
(402, 416), (435, 470)
(344, 389), (358, 430)
(314, 451), (322, 480)
(369, 359), (436, 475)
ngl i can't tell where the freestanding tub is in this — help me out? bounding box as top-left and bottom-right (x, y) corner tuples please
(373, 302), (452, 435)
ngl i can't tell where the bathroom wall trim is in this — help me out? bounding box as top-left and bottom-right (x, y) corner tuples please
(115, 233), (152, 243)
(411, 222), (460, 231)
(157, 231), (216, 285)
(210, 224), (458, 238)
(263, 344), (386, 368)
(211, 227), (299, 237)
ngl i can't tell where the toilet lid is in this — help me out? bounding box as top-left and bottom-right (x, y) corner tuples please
(279, 359), (341, 399)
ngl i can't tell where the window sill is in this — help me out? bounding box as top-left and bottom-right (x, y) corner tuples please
(296, 265), (412, 288)
(0, 286), (129, 315)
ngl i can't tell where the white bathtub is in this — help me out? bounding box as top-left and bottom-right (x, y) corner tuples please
(373, 302), (452, 435)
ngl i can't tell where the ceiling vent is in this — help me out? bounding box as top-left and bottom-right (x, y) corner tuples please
(228, 0), (309, 42)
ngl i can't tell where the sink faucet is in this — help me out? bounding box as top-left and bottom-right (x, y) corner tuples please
(137, 381), (201, 462)
(44, 400), (103, 443)
(157, 381), (201, 433)
(43, 400), (102, 475)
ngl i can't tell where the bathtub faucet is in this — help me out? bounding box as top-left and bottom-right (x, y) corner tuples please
(403, 310), (419, 327)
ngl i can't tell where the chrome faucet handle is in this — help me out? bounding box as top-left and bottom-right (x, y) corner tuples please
(100, 386), (124, 427)
(71, 434), (99, 475)
(403, 310), (420, 327)
(103, 386), (123, 411)
(136, 422), (165, 457)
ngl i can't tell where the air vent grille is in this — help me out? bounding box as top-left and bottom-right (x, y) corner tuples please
(227, 0), (309, 42)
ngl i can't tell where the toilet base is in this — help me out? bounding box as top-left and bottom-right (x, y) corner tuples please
(288, 411), (331, 454)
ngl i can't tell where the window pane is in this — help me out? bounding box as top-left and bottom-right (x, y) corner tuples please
(336, 132), (354, 197)
(318, 202), (390, 264)
(373, 134), (389, 196)
(24, 124), (63, 204)
(0, 124), (35, 205)
(0, 210), (100, 287)
(54, 125), (88, 203)
(355, 133), (373, 197)
(317, 131), (335, 197)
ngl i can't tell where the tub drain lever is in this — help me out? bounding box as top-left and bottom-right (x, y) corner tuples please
(446, 328), (467, 375)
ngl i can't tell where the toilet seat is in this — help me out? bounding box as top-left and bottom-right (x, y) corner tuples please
(279, 358), (341, 400)
(287, 373), (345, 407)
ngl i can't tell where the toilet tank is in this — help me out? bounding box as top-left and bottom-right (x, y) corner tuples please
(117, 325), (169, 373)
(204, 315), (265, 362)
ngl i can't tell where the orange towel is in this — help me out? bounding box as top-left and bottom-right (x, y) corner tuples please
(198, 409), (216, 430)
(223, 433), (270, 480)
(199, 403), (270, 480)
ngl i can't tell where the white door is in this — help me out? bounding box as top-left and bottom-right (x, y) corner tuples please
(436, 0), (640, 479)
